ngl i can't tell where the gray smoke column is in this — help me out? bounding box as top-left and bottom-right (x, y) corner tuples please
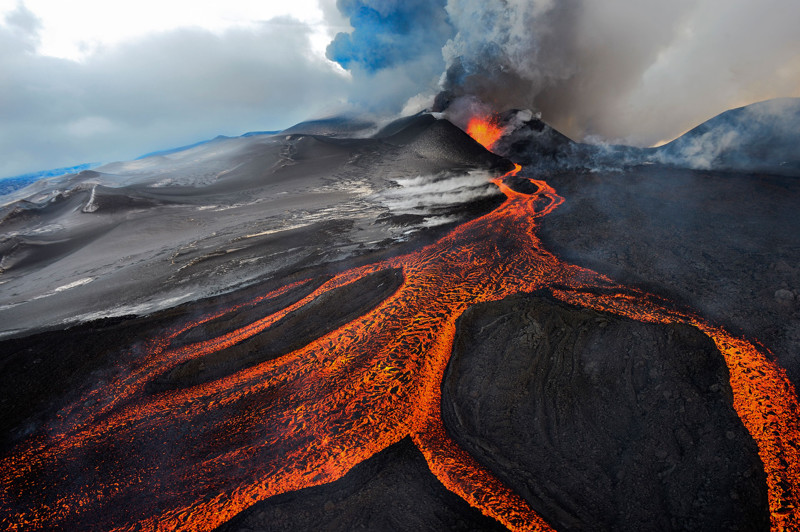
(435, 1), (580, 116)
(331, 0), (800, 146)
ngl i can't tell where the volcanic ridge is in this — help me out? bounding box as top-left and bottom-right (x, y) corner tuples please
(1, 99), (799, 532)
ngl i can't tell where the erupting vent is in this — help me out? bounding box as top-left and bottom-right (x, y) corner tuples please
(467, 116), (504, 150)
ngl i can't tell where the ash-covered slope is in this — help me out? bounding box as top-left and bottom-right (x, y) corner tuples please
(652, 98), (800, 175)
(280, 116), (375, 137)
(0, 114), (509, 338)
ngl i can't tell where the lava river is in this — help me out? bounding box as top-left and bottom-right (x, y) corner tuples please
(1, 125), (799, 531)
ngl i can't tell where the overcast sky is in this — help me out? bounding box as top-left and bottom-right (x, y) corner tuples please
(0, 0), (352, 177)
(1, 0), (799, 178)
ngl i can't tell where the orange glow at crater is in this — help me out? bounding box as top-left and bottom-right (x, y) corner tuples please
(467, 116), (504, 150)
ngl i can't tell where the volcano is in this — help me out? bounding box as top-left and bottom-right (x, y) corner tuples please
(1, 102), (799, 531)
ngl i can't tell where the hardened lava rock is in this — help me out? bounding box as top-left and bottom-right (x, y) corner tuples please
(442, 293), (769, 531)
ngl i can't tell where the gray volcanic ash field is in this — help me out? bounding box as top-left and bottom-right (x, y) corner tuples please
(0, 115), (502, 338)
(1, 102), (800, 531)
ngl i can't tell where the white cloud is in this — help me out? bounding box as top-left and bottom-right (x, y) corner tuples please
(0, 2), (351, 178)
(66, 116), (116, 137)
(0, 0), (334, 60)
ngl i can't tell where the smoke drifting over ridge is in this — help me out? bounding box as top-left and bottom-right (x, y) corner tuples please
(329, 0), (800, 146)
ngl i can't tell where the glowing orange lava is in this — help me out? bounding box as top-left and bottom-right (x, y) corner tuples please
(467, 116), (504, 150)
(1, 132), (798, 531)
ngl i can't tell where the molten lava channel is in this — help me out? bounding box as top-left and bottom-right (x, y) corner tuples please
(1, 120), (799, 532)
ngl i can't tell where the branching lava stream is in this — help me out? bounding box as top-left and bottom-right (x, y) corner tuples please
(1, 121), (799, 531)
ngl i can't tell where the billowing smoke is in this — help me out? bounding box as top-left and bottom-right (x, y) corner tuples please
(330, 0), (800, 146)
(328, 0), (452, 73)
(326, 0), (454, 113)
(435, 1), (580, 116)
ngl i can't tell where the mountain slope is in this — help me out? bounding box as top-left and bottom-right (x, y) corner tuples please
(652, 98), (800, 175)
(0, 115), (507, 338)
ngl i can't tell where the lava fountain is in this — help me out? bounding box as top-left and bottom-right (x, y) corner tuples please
(1, 118), (799, 531)
(467, 116), (504, 151)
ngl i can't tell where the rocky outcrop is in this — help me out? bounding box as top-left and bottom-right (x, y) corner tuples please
(442, 293), (769, 531)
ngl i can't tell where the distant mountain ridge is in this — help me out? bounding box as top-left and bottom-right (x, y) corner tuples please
(493, 98), (800, 176)
(0, 163), (100, 197)
(651, 97), (800, 175)
(3, 97), (798, 200)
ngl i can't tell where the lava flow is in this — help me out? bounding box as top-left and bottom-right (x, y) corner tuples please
(1, 119), (799, 532)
